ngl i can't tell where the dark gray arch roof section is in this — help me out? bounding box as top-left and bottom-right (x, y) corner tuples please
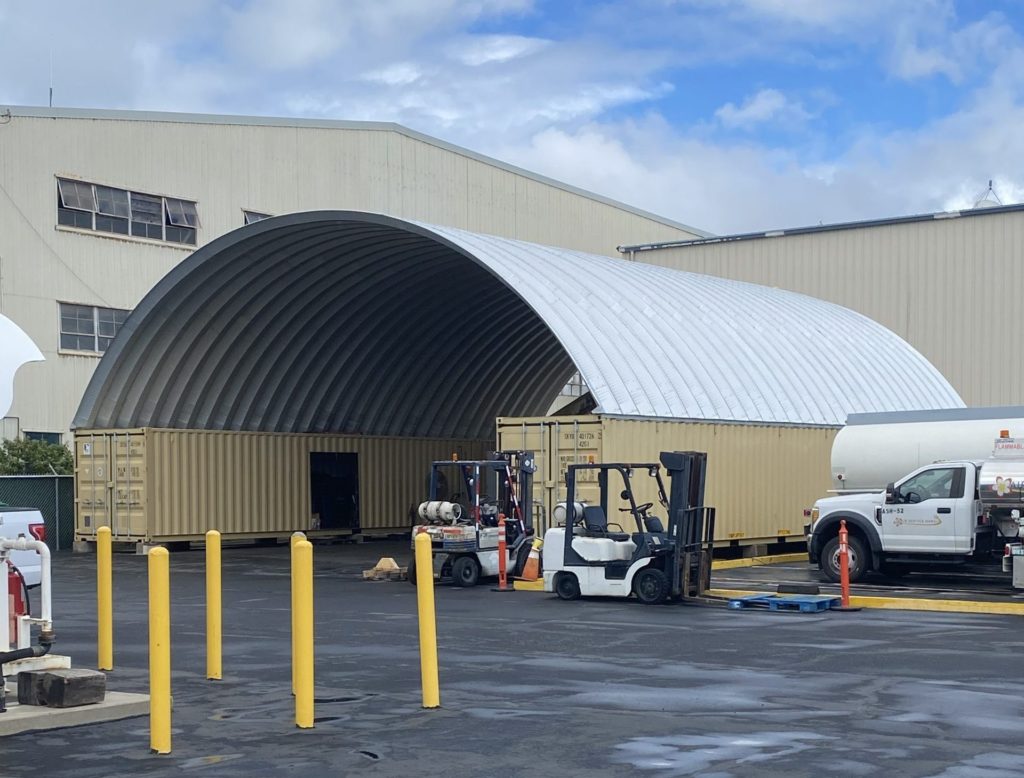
(74, 211), (964, 438)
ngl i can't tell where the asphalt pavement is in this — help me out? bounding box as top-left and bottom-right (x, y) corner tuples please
(4, 541), (1024, 777)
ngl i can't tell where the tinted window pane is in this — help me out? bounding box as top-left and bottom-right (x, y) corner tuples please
(58, 207), (92, 229)
(95, 186), (130, 217)
(165, 198), (199, 227)
(165, 225), (197, 245)
(130, 193), (163, 224)
(24, 432), (62, 445)
(60, 333), (95, 351)
(97, 337), (113, 352)
(60, 304), (95, 335)
(131, 221), (163, 239)
(244, 210), (271, 224)
(95, 215), (129, 234)
(57, 179), (95, 210)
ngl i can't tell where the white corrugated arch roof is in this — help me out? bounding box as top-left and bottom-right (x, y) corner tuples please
(74, 211), (964, 436)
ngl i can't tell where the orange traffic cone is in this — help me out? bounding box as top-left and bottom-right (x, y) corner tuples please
(517, 537), (542, 581)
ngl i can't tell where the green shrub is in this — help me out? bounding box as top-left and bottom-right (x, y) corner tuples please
(0, 438), (74, 475)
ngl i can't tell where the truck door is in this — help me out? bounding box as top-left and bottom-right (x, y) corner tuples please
(881, 465), (969, 553)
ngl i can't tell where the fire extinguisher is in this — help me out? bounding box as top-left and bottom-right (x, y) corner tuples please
(7, 562), (29, 645)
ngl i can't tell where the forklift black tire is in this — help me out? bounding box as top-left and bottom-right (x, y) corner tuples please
(407, 557), (417, 586)
(554, 573), (581, 601)
(821, 534), (868, 583)
(451, 555), (481, 587)
(633, 567), (669, 605)
(514, 543), (531, 577)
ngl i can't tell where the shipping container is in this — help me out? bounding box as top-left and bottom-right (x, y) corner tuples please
(75, 429), (487, 545)
(497, 415), (836, 546)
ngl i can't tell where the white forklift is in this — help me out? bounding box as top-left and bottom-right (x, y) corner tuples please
(409, 451), (536, 587)
(543, 451), (715, 604)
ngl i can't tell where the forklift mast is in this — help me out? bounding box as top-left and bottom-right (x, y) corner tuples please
(659, 451), (715, 598)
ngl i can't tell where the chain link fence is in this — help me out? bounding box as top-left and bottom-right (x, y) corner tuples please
(0, 475), (74, 551)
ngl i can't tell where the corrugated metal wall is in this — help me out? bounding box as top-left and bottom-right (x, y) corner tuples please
(75, 429), (487, 542)
(498, 415), (835, 543)
(630, 210), (1024, 407)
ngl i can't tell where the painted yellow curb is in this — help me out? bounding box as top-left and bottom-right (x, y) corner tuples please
(707, 588), (1024, 616)
(711, 553), (808, 571)
(513, 579), (545, 592)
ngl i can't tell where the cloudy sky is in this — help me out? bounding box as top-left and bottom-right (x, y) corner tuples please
(1, 0), (1021, 234)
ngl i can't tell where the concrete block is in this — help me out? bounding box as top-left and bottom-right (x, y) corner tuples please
(18, 669), (106, 708)
(0, 691), (148, 736)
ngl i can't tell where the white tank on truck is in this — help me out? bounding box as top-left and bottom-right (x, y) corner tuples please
(831, 407), (1024, 492)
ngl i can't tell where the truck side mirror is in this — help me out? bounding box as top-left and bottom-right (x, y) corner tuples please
(885, 482), (897, 504)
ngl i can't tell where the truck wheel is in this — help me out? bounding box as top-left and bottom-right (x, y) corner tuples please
(633, 567), (668, 605)
(821, 535), (868, 583)
(554, 572), (581, 601)
(451, 556), (481, 587)
(407, 556), (417, 586)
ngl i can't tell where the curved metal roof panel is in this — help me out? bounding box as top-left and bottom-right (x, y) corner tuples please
(74, 211), (963, 437)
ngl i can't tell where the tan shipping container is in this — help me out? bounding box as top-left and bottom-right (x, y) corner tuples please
(497, 415), (836, 545)
(75, 428), (487, 544)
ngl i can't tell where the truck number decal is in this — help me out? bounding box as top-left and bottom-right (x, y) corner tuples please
(880, 507), (904, 515)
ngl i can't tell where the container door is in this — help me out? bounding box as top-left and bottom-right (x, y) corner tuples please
(76, 433), (112, 538)
(310, 452), (360, 530)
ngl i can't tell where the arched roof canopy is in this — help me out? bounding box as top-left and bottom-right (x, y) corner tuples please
(74, 211), (964, 438)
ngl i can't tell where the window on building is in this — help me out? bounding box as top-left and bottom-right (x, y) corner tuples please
(59, 302), (130, 354)
(56, 178), (198, 246)
(24, 431), (62, 445)
(560, 372), (589, 397)
(243, 210), (272, 225)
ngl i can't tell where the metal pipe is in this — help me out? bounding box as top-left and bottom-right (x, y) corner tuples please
(0, 538), (52, 632)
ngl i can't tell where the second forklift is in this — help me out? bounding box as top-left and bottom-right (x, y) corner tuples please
(409, 451), (537, 587)
(542, 451), (715, 604)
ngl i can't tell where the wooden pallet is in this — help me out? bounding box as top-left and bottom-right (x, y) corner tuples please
(362, 568), (407, 582)
(727, 593), (840, 613)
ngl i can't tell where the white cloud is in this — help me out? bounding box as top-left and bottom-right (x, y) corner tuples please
(2, 0), (1024, 237)
(361, 63), (423, 87)
(715, 88), (810, 129)
(451, 34), (550, 66)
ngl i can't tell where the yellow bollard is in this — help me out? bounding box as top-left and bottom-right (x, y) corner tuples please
(148, 546), (172, 755)
(206, 530), (222, 680)
(97, 526), (113, 671)
(414, 532), (440, 708)
(290, 531), (305, 695)
(292, 539), (315, 728)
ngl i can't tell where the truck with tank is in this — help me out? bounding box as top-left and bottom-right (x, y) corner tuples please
(806, 408), (1024, 585)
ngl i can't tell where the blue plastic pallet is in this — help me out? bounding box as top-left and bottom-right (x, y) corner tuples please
(727, 593), (840, 613)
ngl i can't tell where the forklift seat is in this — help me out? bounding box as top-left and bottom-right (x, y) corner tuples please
(582, 506), (630, 541)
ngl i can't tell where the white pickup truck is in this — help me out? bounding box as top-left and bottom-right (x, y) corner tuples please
(806, 442), (1024, 584)
(0, 506), (46, 586)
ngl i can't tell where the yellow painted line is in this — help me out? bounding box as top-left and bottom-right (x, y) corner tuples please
(712, 553), (808, 571)
(707, 588), (1024, 616)
(513, 579), (545, 592)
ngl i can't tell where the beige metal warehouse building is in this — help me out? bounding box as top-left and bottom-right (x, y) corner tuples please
(0, 106), (705, 443)
(72, 212), (963, 549)
(617, 205), (1024, 408)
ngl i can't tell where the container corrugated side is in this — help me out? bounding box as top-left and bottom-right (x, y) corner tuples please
(496, 416), (603, 533)
(601, 417), (835, 542)
(498, 415), (835, 544)
(76, 429), (487, 541)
